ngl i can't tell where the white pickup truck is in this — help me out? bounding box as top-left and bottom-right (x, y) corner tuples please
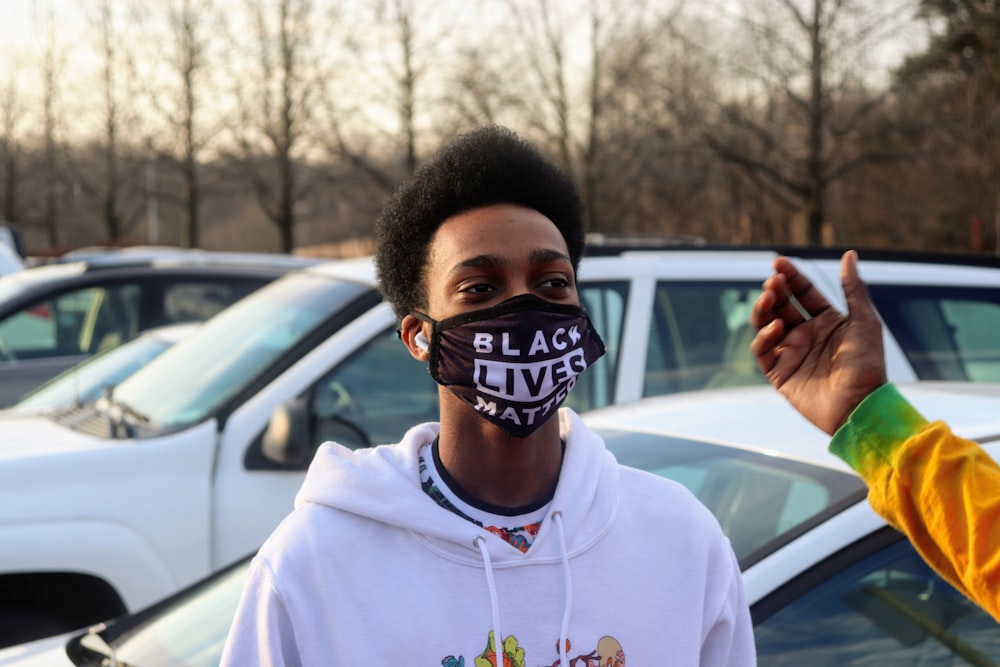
(2, 248), (999, 647)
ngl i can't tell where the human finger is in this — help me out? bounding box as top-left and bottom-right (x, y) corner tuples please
(840, 250), (880, 327)
(772, 256), (832, 322)
(750, 318), (783, 376)
(750, 281), (780, 330)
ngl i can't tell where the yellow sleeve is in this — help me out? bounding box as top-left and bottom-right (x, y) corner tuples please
(830, 383), (1000, 622)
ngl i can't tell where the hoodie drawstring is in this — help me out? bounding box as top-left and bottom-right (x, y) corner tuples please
(475, 535), (504, 667)
(475, 513), (574, 667)
(552, 511), (572, 667)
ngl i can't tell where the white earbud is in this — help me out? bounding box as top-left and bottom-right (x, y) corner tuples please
(415, 331), (430, 352)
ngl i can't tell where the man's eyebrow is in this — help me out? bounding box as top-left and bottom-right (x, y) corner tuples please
(447, 248), (571, 277)
(529, 248), (572, 265)
(449, 253), (503, 276)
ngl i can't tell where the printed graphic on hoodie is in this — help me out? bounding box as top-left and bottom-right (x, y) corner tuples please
(441, 632), (625, 667)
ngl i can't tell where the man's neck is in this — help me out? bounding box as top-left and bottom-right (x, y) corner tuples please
(436, 397), (564, 510)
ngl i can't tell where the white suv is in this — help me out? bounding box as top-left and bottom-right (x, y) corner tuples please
(1, 247), (999, 647)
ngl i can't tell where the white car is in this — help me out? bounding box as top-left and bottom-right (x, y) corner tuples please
(2, 381), (996, 666)
(1, 248), (1000, 648)
(586, 382), (1000, 664)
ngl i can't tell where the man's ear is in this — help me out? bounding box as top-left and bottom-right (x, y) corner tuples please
(399, 314), (430, 362)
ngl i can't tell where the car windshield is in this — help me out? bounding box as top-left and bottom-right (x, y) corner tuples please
(12, 332), (180, 414)
(599, 428), (867, 567)
(109, 271), (371, 430)
(72, 556), (251, 667)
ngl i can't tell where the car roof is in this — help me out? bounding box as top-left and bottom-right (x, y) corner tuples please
(53, 246), (321, 270)
(0, 249), (319, 301)
(303, 256), (378, 285)
(582, 382), (1000, 473)
(582, 236), (1000, 268)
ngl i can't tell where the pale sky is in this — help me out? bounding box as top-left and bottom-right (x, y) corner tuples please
(1, 0), (87, 97)
(0, 0), (928, 143)
(0, 0), (82, 50)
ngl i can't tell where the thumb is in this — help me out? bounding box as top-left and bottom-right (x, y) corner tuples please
(840, 250), (879, 324)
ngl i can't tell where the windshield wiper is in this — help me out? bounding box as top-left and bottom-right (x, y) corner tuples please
(98, 387), (151, 439)
(67, 623), (139, 667)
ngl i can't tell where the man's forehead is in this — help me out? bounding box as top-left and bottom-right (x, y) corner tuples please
(426, 207), (566, 263)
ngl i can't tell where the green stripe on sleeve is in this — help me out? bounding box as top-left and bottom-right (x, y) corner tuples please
(829, 383), (929, 477)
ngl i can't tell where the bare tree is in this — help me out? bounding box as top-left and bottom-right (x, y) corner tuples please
(501, 0), (578, 174)
(134, 0), (225, 248)
(491, 0), (674, 231)
(604, 10), (738, 240)
(0, 72), (24, 225)
(96, 0), (124, 240)
(317, 0), (425, 189)
(386, 0), (419, 176)
(36, 0), (66, 248)
(303, 0), (483, 242)
(895, 0), (1000, 253)
(70, 0), (146, 242)
(705, 0), (917, 245)
(228, 0), (326, 253)
(320, 0), (467, 187)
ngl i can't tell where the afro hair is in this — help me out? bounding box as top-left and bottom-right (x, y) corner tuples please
(374, 125), (585, 320)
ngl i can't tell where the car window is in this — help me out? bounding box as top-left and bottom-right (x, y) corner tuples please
(310, 325), (439, 449)
(79, 284), (142, 353)
(598, 428), (866, 566)
(159, 278), (265, 325)
(643, 282), (767, 396)
(754, 536), (1000, 665)
(871, 285), (1000, 382)
(0, 283), (141, 360)
(570, 282), (627, 412)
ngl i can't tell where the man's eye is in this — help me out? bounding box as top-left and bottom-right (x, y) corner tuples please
(465, 283), (494, 293)
(541, 277), (571, 288)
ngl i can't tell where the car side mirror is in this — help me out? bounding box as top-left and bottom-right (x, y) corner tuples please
(262, 397), (315, 467)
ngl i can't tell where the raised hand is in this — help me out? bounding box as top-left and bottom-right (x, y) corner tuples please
(750, 250), (887, 434)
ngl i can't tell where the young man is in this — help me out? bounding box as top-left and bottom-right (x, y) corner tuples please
(222, 126), (755, 665)
(751, 250), (1000, 621)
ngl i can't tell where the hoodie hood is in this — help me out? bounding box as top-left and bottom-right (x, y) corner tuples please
(294, 408), (618, 566)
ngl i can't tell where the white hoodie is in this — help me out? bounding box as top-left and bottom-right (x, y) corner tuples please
(222, 409), (757, 666)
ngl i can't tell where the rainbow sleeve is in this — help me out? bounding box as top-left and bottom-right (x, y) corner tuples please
(830, 383), (1000, 622)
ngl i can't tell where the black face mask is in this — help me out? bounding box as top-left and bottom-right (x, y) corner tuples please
(412, 294), (606, 438)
